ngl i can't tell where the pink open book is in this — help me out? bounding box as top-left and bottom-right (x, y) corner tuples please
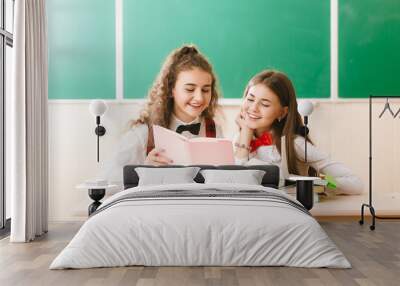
(153, 125), (234, 165)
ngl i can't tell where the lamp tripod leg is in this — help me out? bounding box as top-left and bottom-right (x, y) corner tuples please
(359, 204), (365, 225)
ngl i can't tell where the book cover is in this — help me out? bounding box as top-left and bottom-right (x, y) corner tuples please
(153, 125), (234, 165)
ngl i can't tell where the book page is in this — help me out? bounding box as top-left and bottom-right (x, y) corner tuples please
(153, 125), (191, 164)
(188, 137), (229, 142)
(187, 139), (235, 165)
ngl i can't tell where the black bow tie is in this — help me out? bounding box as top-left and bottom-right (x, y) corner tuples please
(176, 123), (201, 135)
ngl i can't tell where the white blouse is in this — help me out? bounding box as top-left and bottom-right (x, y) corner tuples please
(234, 134), (364, 195)
(98, 116), (223, 186)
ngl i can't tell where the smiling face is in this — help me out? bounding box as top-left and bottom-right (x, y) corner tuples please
(242, 83), (288, 135)
(172, 68), (213, 123)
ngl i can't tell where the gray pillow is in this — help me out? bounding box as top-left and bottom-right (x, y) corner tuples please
(135, 167), (201, 186)
(200, 169), (266, 185)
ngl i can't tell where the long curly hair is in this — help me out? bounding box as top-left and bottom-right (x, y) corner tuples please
(131, 44), (221, 128)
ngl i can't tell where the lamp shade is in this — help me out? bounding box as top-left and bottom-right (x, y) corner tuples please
(298, 100), (314, 116)
(89, 100), (107, 117)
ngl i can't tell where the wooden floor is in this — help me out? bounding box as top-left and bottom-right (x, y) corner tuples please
(0, 219), (399, 286)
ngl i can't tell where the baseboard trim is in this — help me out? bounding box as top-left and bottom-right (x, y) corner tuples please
(48, 217), (87, 223)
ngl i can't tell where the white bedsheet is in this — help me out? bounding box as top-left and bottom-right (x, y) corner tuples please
(50, 183), (350, 269)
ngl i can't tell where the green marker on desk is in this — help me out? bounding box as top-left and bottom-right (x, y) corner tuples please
(325, 175), (337, 189)
(314, 176), (337, 189)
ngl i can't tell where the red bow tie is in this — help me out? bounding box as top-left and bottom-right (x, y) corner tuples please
(250, 132), (273, 152)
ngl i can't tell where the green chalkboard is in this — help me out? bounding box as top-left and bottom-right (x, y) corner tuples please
(124, 0), (330, 99)
(339, 0), (400, 98)
(47, 0), (115, 99)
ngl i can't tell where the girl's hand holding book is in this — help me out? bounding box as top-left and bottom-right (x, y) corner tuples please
(145, 148), (173, 166)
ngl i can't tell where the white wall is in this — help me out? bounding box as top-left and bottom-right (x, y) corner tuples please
(48, 100), (400, 221)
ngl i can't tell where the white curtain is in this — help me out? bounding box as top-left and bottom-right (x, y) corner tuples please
(10, 0), (48, 242)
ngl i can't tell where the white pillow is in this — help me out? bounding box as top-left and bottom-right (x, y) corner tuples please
(135, 167), (200, 186)
(200, 169), (266, 185)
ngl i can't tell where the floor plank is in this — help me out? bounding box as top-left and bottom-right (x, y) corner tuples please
(0, 219), (399, 286)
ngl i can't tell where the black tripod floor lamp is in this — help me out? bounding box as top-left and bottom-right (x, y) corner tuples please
(359, 95), (400, 230)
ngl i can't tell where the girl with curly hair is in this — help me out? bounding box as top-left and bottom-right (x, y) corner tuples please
(101, 44), (222, 184)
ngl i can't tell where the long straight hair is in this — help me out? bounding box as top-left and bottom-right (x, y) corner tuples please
(243, 70), (311, 174)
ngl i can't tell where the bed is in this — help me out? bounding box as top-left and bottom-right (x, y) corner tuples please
(50, 165), (350, 269)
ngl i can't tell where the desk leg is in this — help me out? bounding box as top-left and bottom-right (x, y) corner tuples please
(296, 180), (314, 210)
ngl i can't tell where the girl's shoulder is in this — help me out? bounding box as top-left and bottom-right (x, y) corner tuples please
(293, 135), (321, 149)
(293, 135), (306, 146)
(123, 122), (149, 146)
(292, 135), (330, 162)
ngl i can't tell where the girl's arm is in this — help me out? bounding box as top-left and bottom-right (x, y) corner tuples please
(294, 137), (364, 195)
(234, 113), (254, 163)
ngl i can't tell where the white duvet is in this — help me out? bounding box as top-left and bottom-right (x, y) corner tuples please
(50, 183), (350, 269)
